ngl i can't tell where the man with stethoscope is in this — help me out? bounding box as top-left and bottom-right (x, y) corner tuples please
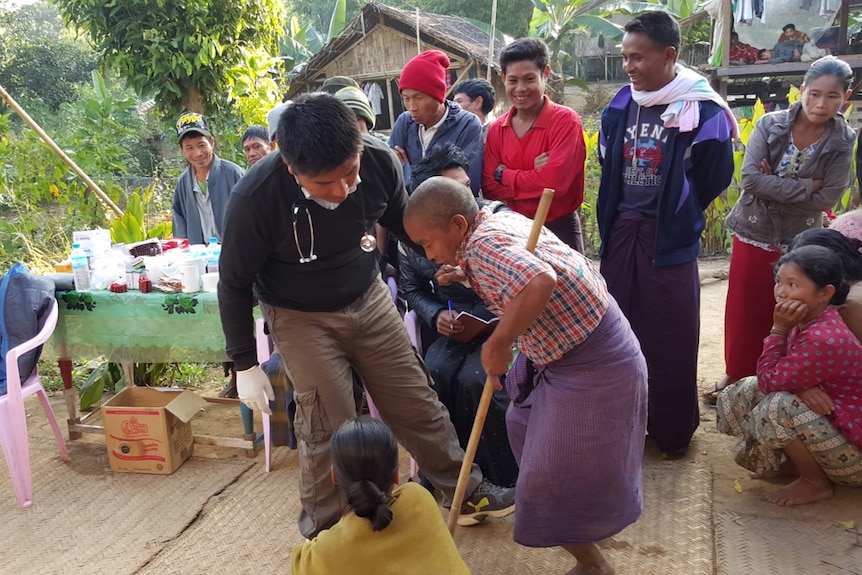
(217, 93), (515, 540)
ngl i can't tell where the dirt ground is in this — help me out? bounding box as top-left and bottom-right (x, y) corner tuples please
(690, 256), (861, 531)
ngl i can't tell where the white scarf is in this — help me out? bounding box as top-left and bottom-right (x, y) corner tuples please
(631, 64), (739, 137)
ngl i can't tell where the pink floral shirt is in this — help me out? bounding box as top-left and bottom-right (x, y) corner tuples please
(757, 306), (862, 448)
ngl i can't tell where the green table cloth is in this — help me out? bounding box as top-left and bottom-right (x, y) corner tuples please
(48, 290), (236, 363)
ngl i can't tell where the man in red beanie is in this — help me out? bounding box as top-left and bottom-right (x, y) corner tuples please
(390, 50), (484, 196)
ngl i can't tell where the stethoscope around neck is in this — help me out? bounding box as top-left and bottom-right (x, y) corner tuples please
(292, 202), (318, 264)
(290, 197), (378, 265)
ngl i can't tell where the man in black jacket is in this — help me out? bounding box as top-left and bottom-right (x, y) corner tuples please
(218, 94), (514, 538)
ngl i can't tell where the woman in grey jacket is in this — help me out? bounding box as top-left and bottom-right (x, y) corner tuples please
(707, 57), (856, 403)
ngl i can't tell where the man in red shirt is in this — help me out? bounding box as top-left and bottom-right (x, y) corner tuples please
(482, 38), (586, 252)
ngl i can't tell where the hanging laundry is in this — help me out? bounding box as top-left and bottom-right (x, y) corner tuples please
(363, 82), (385, 116)
(821, 0), (840, 18)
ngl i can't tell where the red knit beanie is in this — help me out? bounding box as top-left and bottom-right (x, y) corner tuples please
(399, 50), (450, 103)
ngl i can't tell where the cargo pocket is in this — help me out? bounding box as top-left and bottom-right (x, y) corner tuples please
(293, 388), (330, 443)
(411, 347), (437, 392)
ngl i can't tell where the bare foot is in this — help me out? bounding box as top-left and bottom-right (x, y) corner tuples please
(765, 477), (833, 506)
(563, 543), (615, 575)
(750, 460), (798, 480)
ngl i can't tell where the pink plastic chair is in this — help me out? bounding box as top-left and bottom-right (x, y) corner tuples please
(0, 299), (69, 507)
(404, 310), (422, 352)
(255, 317), (273, 472)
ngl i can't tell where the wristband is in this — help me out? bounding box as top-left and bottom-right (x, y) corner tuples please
(769, 329), (788, 337)
(494, 164), (505, 184)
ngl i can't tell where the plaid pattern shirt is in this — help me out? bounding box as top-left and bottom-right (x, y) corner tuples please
(457, 206), (610, 365)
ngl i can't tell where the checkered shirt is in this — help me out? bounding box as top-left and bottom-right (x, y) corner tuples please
(457, 206), (610, 365)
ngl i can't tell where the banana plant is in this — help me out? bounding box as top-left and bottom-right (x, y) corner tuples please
(529, 0), (670, 95)
(281, 0), (348, 82)
(109, 183), (171, 245)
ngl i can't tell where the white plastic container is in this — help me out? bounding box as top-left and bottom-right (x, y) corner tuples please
(180, 259), (201, 293)
(201, 272), (219, 293)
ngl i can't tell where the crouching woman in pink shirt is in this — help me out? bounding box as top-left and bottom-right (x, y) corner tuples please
(717, 245), (862, 506)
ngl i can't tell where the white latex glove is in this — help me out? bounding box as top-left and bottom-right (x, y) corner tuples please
(236, 365), (275, 415)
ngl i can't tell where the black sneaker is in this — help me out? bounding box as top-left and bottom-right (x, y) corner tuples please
(458, 479), (515, 526)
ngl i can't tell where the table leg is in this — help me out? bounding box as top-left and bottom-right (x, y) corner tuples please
(121, 359), (135, 387)
(240, 403), (255, 439)
(58, 356), (82, 440)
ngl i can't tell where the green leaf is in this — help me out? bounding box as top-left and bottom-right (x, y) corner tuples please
(570, 15), (625, 40)
(79, 362), (108, 411)
(327, 0), (346, 42)
(565, 76), (589, 89)
(91, 69), (109, 101)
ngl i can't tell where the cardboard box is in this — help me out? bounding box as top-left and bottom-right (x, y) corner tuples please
(102, 387), (207, 474)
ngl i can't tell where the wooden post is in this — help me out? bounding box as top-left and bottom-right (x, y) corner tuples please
(446, 63), (475, 98)
(487, 0), (498, 82)
(0, 84), (123, 217)
(415, 8), (421, 54)
(720, 0), (732, 99)
(121, 360), (135, 387)
(446, 188), (555, 535)
(840, 0), (850, 55)
(386, 77), (396, 131)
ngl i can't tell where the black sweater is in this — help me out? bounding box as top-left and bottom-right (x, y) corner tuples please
(218, 135), (409, 370)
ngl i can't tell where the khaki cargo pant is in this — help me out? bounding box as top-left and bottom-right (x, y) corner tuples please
(261, 278), (482, 538)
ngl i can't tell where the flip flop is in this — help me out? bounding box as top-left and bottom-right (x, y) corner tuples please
(702, 380), (726, 406)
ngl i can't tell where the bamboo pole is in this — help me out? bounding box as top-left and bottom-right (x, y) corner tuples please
(0, 84), (123, 217)
(446, 188), (555, 535)
(487, 0), (498, 82)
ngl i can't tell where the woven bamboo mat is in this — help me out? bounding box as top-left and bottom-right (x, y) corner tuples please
(0, 438), (253, 575)
(138, 453), (714, 575)
(457, 460), (714, 575)
(716, 510), (862, 575)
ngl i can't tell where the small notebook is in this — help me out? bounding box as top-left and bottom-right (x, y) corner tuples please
(452, 311), (499, 343)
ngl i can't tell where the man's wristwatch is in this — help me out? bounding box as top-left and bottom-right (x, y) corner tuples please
(494, 164), (505, 184)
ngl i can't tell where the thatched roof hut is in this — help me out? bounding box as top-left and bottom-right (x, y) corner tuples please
(287, 1), (507, 131)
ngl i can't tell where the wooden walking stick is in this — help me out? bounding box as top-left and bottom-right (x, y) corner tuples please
(447, 187), (555, 535)
(0, 84), (123, 217)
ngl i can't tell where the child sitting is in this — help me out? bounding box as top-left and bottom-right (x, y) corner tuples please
(717, 245), (862, 505)
(404, 176), (647, 575)
(291, 417), (470, 575)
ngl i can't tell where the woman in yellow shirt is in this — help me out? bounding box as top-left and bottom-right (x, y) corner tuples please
(291, 418), (471, 574)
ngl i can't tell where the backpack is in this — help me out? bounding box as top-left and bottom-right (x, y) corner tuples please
(0, 263), (55, 395)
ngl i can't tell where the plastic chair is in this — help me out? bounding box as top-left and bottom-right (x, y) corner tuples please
(255, 317), (273, 472)
(386, 276), (398, 303)
(404, 310), (422, 352)
(0, 299), (69, 507)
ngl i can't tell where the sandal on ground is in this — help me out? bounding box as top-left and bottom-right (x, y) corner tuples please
(702, 380), (728, 405)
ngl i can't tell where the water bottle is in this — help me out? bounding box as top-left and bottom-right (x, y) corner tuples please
(70, 242), (91, 292)
(205, 237), (221, 274)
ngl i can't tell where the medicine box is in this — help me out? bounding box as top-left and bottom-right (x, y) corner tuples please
(73, 229), (112, 262)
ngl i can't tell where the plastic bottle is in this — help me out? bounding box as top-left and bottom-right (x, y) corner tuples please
(205, 237), (221, 274)
(70, 242), (91, 292)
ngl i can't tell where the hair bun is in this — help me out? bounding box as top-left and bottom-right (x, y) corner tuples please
(346, 480), (394, 531)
